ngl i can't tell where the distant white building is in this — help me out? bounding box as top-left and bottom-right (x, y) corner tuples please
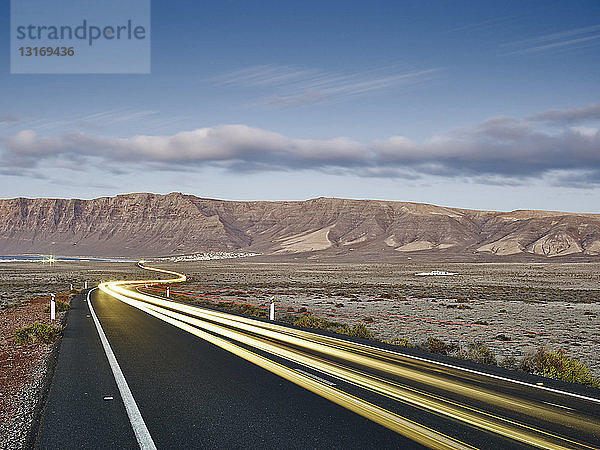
(415, 270), (457, 276)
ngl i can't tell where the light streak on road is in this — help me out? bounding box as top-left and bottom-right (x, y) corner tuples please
(98, 263), (600, 449)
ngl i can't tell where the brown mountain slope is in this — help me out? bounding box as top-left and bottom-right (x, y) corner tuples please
(0, 193), (599, 260)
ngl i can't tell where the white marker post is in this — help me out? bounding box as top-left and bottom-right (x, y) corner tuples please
(50, 294), (56, 321)
(84, 281), (88, 290)
(166, 286), (170, 298)
(269, 297), (275, 321)
(69, 283), (73, 291)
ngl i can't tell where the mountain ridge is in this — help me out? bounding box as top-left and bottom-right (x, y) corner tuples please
(1, 192), (599, 260)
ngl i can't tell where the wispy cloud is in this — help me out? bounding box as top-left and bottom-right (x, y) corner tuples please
(2, 102), (599, 187)
(215, 65), (317, 87)
(528, 102), (600, 123)
(8, 108), (161, 132)
(212, 64), (439, 107)
(79, 109), (159, 124)
(451, 16), (511, 33)
(504, 24), (600, 55)
(0, 113), (20, 126)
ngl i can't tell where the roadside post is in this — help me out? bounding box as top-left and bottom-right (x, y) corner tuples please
(69, 283), (73, 291)
(166, 286), (170, 298)
(84, 281), (88, 290)
(269, 296), (275, 321)
(50, 294), (56, 320)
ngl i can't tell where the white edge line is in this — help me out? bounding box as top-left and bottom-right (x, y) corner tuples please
(135, 287), (600, 405)
(87, 288), (157, 450)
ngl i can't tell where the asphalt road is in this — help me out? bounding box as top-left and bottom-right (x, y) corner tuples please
(36, 272), (600, 449)
(37, 289), (425, 449)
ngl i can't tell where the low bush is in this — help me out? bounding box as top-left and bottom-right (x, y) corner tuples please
(421, 336), (460, 356)
(14, 322), (63, 345)
(462, 342), (497, 365)
(499, 355), (517, 369)
(294, 314), (337, 330)
(293, 314), (374, 339)
(220, 301), (267, 319)
(347, 323), (375, 339)
(495, 334), (511, 342)
(388, 337), (412, 348)
(520, 348), (600, 387)
(44, 300), (70, 313)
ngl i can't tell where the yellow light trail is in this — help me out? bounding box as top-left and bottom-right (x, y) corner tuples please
(98, 263), (600, 449)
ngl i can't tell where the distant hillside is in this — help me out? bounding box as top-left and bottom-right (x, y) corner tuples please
(1, 193), (599, 261)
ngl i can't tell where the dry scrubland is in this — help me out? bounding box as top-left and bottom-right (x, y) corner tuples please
(0, 261), (147, 309)
(1, 260), (599, 378)
(164, 260), (600, 377)
(0, 291), (71, 449)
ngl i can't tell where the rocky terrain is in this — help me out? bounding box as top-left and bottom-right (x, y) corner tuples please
(1, 193), (599, 260)
(0, 292), (71, 449)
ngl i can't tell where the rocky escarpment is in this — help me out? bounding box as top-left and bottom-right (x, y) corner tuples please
(0, 193), (599, 260)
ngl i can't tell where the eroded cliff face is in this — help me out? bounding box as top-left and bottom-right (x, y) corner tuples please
(0, 192), (599, 259)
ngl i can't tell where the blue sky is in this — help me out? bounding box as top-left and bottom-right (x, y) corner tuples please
(1, 0), (599, 212)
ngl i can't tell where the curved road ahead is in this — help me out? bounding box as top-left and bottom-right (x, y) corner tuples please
(36, 264), (600, 449)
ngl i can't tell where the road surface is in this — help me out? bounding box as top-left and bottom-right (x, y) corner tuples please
(36, 264), (600, 449)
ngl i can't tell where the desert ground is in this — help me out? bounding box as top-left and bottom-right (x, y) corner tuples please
(157, 260), (600, 376)
(0, 261), (147, 309)
(1, 259), (599, 376)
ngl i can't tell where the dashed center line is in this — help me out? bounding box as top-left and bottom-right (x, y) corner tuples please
(295, 369), (336, 386)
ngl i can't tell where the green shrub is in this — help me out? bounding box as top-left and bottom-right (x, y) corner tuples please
(293, 314), (375, 339)
(463, 342), (497, 365)
(14, 322), (63, 345)
(499, 356), (517, 369)
(422, 336), (459, 355)
(294, 314), (337, 330)
(388, 337), (412, 348)
(520, 348), (600, 387)
(347, 323), (375, 339)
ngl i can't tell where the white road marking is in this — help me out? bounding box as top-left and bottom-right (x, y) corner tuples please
(295, 369), (336, 386)
(104, 396), (114, 401)
(542, 401), (574, 411)
(87, 288), (157, 450)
